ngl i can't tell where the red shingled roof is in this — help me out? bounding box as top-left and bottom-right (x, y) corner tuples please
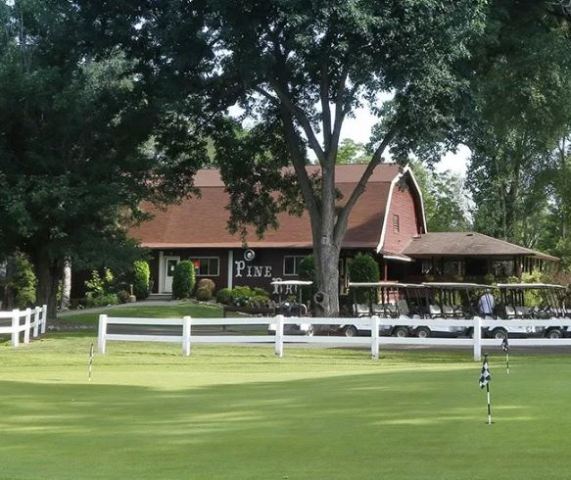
(130, 163), (402, 249)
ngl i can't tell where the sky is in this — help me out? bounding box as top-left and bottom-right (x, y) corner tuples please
(342, 106), (471, 177)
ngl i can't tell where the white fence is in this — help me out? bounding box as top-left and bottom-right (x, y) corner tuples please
(97, 314), (571, 361)
(0, 305), (48, 347)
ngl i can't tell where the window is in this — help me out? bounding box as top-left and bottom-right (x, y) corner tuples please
(393, 214), (400, 233)
(283, 255), (304, 276)
(191, 257), (220, 276)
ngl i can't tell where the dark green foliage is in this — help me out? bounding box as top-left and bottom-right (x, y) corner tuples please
(172, 261), (196, 300)
(349, 254), (380, 284)
(132, 261), (150, 300)
(117, 290), (132, 304)
(0, 1), (206, 317)
(0, 253), (36, 309)
(298, 256), (316, 282)
(215, 288), (232, 305)
(225, 286), (270, 308)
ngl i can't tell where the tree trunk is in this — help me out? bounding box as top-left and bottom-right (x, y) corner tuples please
(60, 258), (71, 310)
(314, 242), (341, 317)
(35, 254), (61, 320)
(1, 256), (17, 310)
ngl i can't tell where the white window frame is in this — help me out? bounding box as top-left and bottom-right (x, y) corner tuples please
(283, 255), (305, 276)
(191, 256), (220, 277)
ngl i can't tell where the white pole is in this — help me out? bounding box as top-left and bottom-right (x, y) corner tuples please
(473, 316), (482, 361)
(182, 316), (192, 356)
(487, 385), (492, 425)
(11, 309), (20, 347)
(23, 308), (31, 344)
(41, 304), (47, 334)
(98, 314), (108, 354)
(33, 307), (40, 337)
(371, 315), (380, 360)
(275, 315), (284, 358)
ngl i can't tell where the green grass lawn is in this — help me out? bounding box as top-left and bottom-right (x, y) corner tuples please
(59, 302), (224, 326)
(1, 335), (570, 480)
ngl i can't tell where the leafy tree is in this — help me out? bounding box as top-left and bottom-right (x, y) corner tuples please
(132, 260), (151, 300)
(0, 2), (204, 318)
(410, 162), (471, 232)
(464, 1), (571, 249)
(337, 139), (367, 165)
(136, 0), (486, 314)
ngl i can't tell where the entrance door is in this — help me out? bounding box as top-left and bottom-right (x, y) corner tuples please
(163, 256), (180, 293)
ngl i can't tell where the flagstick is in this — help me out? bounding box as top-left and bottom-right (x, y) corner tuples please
(486, 382), (492, 425)
(88, 342), (94, 382)
(506, 352), (510, 375)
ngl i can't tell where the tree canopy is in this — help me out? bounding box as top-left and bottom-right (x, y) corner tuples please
(0, 1), (205, 316)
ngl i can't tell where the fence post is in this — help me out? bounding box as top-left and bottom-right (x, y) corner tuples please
(473, 316), (482, 361)
(182, 316), (192, 356)
(274, 315), (284, 358)
(11, 309), (20, 347)
(23, 308), (31, 344)
(33, 307), (40, 337)
(98, 314), (108, 354)
(41, 304), (47, 334)
(371, 315), (380, 360)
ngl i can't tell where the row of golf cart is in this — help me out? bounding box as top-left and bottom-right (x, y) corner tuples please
(269, 280), (570, 339)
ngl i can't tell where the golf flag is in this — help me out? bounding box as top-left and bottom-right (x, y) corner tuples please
(501, 336), (510, 374)
(501, 336), (509, 352)
(479, 356), (491, 389)
(479, 355), (492, 424)
(88, 342), (94, 382)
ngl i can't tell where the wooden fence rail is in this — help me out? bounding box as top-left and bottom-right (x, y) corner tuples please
(0, 305), (48, 347)
(98, 315), (571, 361)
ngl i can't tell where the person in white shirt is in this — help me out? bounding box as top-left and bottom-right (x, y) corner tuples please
(478, 289), (495, 317)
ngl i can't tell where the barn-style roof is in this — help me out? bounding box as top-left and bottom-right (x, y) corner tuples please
(130, 164), (422, 250)
(402, 232), (559, 261)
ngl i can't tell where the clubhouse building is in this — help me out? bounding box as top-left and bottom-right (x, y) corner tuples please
(130, 164), (558, 296)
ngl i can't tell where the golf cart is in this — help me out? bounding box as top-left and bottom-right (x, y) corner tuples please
(413, 283), (487, 338)
(268, 280), (313, 336)
(343, 282), (415, 338)
(495, 283), (567, 339)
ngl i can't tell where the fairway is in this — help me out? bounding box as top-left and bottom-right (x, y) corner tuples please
(1, 335), (570, 479)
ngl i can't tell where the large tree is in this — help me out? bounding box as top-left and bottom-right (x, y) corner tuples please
(0, 1), (204, 317)
(132, 0), (487, 314)
(465, 0), (571, 248)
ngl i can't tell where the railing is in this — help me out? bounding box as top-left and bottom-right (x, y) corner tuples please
(97, 315), (571, 361)
(0, 305), (48, 347)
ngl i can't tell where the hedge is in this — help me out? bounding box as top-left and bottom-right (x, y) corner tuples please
(172, 261), (196, 299)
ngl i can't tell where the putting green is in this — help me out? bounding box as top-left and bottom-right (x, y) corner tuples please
(0, 334), (569, 479)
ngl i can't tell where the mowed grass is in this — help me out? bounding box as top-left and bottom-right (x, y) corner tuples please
(59, 302), (224, 326)
(1, 335), (570, 480)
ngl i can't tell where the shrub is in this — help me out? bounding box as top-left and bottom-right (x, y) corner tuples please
(196, 286), (213, 301)
(172, 261), (196, 299)
(132, 260), (150, 300)
(117, 290), (132, 304)
(348, 253), (380, 283)
(2, 254), (37, 309)
(197, 278), (216, 294)
(348, 253), (380, 303)
(216, 287), (232, 305)
(85, 293), (119, 308)
(298, 255), (315, 282)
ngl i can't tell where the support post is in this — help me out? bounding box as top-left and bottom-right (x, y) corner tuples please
(182, 316), (192, 356)
(275, 315), (284, 358)
(23, 308), (31, 344)
(33, 307), (40, 337)
(371, 315), (380, 360)
(98, 314), (108, 354)
(473, 316), (482, 361)
(11, 309), (20, 347)
(41, 304), (47, 334)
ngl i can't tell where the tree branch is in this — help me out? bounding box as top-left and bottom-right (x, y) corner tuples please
(320, 60), (332, 152)
(279, 106), (321, 231)
(269, 78), (326, 164)
(333, 124), (399, 246)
